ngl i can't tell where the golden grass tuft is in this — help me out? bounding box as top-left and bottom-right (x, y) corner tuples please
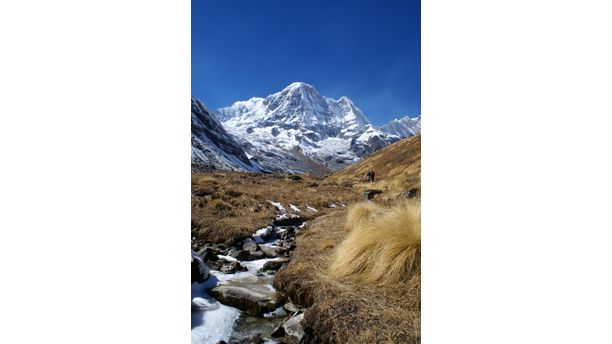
(329, 200), (420, 284)
(343, 201), (386, 231)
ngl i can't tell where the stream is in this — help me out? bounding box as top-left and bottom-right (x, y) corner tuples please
(191, 222), (305, 344)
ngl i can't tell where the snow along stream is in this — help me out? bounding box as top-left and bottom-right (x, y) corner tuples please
(191, 221), (305, 343)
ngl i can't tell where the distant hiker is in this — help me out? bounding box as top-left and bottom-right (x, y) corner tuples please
(365, 171), (371, 182)
(370, 170), (376, 182)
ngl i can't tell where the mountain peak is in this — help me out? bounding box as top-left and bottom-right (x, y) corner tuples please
(284, 81), (315, 91)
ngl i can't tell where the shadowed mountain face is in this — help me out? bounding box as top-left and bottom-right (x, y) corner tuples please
(191, 97), (263, 172)
(192, 82), (420, 175)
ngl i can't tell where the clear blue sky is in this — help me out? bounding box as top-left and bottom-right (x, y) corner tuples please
(192, 0), (420, 125)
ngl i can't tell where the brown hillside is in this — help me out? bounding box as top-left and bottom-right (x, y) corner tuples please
(326, 135), (421, 197)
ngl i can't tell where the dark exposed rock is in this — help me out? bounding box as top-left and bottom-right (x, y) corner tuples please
(362, 189), (383, 201)
(228, 249), (253, 260)
(273, 217), (304, 226)
(191, 251), (209, 283)
(399, 187), (420, 199)
(262, 258), (290, 272)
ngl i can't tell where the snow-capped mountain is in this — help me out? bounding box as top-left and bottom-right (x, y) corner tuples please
(191, 97), (263, 172)
(214, 82), (399, 174)
(380, 115), (421, 137)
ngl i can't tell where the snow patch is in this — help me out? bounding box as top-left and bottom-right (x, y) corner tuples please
(267, 200), (286, 212)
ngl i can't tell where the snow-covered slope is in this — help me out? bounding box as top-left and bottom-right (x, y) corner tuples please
(215, 82), (399, 174)
(191, 97), (263, 172)
(380, 116), (421, 138)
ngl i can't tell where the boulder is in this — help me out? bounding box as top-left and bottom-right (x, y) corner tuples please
(209, 285), (284, 316)
(272, 313), (305, 340)
(228, 249), (252, 260)
(196, 245), (222, 262)
(191, 251), (210, 283)
(283, 313), (305, 341)
(220, 260), (248, 274)
(260, 245), (286, 258)
(262, 258), (290, 272)
(242, 238), (260, 253)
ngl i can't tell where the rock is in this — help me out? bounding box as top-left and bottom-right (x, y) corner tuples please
(228, 249), (252, 260)
(283, 302), (300, 313)
(271, 324), (285, 337)
(283, 313), (305, 341)
(228, 334), (265, 344)
(216, 341), (227, 344)
(242, 238), (260, 253)
(274, 216), (304, 226)
(399, 187), (419, 199)
(260, 244), (285, 258)
(281, 240), (296, 250)
(191, 251), (210, 283)
(262, 258), (290, 272)
(197, 245), (222, 262)
(209, 285), (284, 316)
(220, 260), (247, 274)
(363, 189), (383, 201)
(249, 251), (266, 260)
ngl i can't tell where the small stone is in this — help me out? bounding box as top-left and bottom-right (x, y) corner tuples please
(283, 302), (300, 313)
(283, 313), (305, 341)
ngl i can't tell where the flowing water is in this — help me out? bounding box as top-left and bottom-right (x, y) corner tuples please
(191, 223), (303, 344)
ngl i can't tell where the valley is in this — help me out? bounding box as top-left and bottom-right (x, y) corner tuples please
(191, 136), (421, 344)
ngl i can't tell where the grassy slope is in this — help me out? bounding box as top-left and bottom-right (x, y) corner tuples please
(326, 135), (421, 198)
(274, 136), (422, 343)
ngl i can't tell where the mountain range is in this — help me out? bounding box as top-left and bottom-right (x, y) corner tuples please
(192, 82), (420, 175)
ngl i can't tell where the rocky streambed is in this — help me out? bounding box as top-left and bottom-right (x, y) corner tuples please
(191, 220), (307, 344)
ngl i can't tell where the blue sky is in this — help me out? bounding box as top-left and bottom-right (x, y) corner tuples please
(192, 0), (420, 126)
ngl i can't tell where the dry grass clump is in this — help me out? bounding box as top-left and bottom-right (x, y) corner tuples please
(343, 201), (386, 232)
(329, 200), (420, 284)
(274, 202), (421, 343)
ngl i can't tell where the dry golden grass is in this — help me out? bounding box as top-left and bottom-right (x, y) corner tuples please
(329, 200), (420, 284)
(191, 172), (361, 246)
(274, 199), (421, 343)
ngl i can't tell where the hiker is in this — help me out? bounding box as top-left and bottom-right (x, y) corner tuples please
(370, 170), (375, 182)
(365, 170), (371, 182)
